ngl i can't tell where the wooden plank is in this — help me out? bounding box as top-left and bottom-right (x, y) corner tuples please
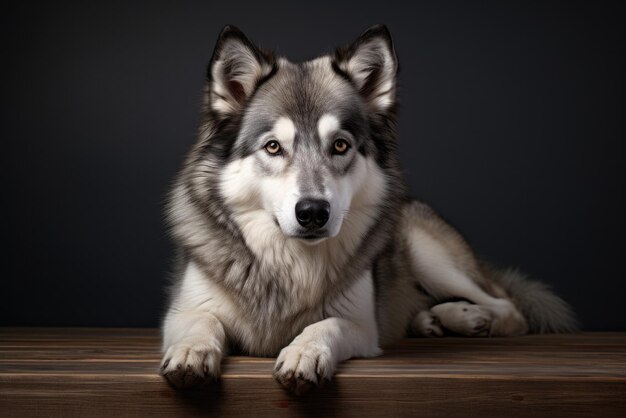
(1, 328), (625, 417)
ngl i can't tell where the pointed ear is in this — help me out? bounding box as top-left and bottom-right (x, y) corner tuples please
(207, 25), (275, 117)
(333, 25), (398, 111)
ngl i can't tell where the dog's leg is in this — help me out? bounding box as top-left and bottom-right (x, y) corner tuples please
(420, 266), (527, 337)
(407, 227), (528, 337)
(273, 270), (381, 395)
(160, 263), (227, 388)
(160, 311), (226, 387)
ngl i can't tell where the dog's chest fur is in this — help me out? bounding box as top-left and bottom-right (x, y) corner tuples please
(175, 246), (360, 356)
(169, 185), (381, 355)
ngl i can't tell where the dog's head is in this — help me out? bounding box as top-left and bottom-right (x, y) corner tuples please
(204, 25), (398, 244)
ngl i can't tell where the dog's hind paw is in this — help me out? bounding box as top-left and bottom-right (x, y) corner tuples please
(160, 342), (223, 388)
(273, 341), (335, 395)
(411, 310), (444, 337)
(431, 301), (493, 337)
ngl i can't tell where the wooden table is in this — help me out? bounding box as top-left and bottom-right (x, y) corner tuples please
(1, 328), (625, 416)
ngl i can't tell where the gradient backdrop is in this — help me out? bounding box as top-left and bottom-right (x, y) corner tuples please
(3, 1), (624, 330)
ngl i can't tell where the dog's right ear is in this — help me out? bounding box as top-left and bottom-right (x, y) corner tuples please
(207, 25), (275, 117)
(333, 25), (398, 112)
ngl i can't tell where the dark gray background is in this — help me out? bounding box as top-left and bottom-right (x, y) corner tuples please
(3, 1), (624, 330)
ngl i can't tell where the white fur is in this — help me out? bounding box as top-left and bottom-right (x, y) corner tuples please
(166, 153), (388, 356)
(162, 265), (381, 390)
(273, 269), (381, 392)
(216, 155), (387, 315)
(161, 264), (230, 382)
(407, 228), (528, 336)
(317, 114), (340, 140)
(407, 228), (484, 301)
(161, 139), (388, 360)
(272, 116), (296, 149)
(220, 145), (386, 245)
(255, 117), (297, 176)
(163, 262), (241, 340)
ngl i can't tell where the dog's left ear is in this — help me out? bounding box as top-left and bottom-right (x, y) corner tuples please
(207, 25), (275, 117)
(333, 25), (398, 112)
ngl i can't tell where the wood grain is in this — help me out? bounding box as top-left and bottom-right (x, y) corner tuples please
(1, 328), (625, 416)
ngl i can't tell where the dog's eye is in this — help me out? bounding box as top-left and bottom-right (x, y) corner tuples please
(333, 138), (350, 155)
(264, 140), (282, 155)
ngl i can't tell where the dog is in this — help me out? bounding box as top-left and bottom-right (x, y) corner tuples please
(160, 24), (577, 394)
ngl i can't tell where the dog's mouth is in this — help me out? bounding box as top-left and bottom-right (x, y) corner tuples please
(272, 216), (332, 244)
(303, 235), (321, 239)
(297, 235), (327, 245)
(299, 230), (328, 238)
(302, 230), (328, 239)
(293, 230), (330, 245)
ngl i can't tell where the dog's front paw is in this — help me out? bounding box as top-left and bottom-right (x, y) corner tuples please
(160, 341), (223, 388)
(273, 342), (335, 395)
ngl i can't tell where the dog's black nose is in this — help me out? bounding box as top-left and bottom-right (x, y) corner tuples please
(295, 199), (330, 228)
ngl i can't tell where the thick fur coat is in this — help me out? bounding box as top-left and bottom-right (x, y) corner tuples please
(160, 25), (577, 394)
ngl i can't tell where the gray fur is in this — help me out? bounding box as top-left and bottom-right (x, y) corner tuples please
(161, 24), (577, 391)
(486, 267), (579, 333)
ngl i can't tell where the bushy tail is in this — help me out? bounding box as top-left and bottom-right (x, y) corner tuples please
(488, 267), (579, 333)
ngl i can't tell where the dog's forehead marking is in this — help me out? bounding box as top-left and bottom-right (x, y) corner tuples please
(318, 114), (340, 139)
(273, 116), (296, 146)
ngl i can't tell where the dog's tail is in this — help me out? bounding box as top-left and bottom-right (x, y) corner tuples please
(485, 265), (579, 333)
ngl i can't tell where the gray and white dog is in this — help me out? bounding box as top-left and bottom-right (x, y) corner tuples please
(160, 24), (577, 393)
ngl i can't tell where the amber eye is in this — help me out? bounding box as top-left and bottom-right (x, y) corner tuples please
(333, 138), (350, 155)
(264, 140), (282, 155)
